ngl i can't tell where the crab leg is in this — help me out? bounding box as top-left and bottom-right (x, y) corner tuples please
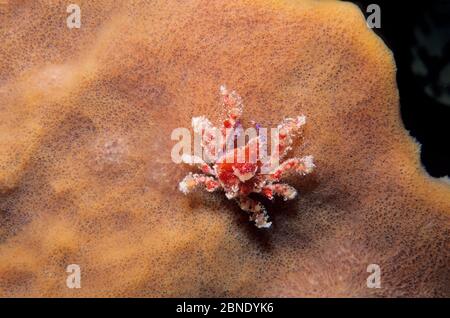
(261, 183), (298, 201)
(191, 116), (222, 162)
(181, 154), (216, 176)
(179, 173), (220, 194)
(192, 86), (246, 165)
(269, 155), (315, 181)
(220, 84), (243, 131)
(217, 85), (245, 157)
(237, 197), (272, 228)
(275, 115), (307, 160)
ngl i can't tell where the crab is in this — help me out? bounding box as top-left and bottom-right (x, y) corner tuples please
(178, 85), (315, 228)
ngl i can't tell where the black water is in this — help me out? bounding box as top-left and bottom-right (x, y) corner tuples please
(354, 0), (450, 177)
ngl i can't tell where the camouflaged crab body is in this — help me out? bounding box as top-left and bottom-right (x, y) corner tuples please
(179, 85), (315, 228)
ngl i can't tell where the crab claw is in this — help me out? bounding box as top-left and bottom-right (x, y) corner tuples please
(238, 197), (272, 228)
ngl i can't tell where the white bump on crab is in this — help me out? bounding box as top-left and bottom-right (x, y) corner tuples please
(179, 173), (194, 194)
(219, 84), (228, 95)
(181, 153), (202, 165)
(302, 155), (316, 174)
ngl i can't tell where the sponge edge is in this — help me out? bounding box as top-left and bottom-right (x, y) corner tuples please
(0, 0), (449, 297)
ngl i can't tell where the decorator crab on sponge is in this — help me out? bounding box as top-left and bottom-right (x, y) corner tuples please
(178, 85), (315, 228)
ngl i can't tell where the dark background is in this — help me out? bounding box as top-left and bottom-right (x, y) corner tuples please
(353, 0), (450, 178)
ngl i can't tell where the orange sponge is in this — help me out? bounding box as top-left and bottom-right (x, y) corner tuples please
(0, 0), (449, 297)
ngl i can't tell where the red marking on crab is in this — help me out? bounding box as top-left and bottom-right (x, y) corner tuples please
(223, 119), (232, 129)
(262, 188), (274, 200)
